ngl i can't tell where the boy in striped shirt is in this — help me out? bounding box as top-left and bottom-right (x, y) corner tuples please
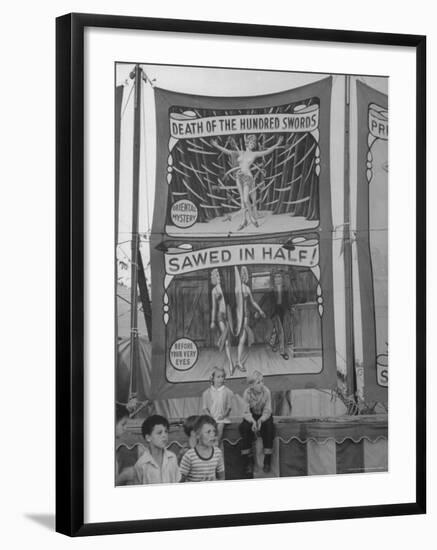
(180, 415), (225, 482)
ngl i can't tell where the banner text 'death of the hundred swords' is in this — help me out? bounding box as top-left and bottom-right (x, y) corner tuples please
(170, 108), (319, 139)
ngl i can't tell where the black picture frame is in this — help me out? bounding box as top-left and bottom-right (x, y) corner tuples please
(56, 12), (426, 537)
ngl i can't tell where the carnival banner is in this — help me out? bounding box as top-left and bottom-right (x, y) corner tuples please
(356, 82), (388, 403)
(149, 78), (337, 399)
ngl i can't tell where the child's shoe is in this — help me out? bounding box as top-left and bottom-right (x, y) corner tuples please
(243, 453), (254, 477)
(263, 454), (272, 473)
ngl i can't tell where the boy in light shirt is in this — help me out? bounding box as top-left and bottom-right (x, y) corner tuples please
(134, 415), (180, 484)
(239, 371), (275, 475)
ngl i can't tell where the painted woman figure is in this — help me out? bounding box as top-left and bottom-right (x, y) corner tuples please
(210, 268), (234, 376)
(262, 270), (292, 360)
(235, 266), (266, 372)
(212, 134), (283, 230)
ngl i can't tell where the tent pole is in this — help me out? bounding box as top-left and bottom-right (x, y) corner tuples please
(128, 64), (142, 401)
(344, 75), (357, 401)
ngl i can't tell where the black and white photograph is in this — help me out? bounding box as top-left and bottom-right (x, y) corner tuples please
(115, 63), (389, 486)
(0, 0), (431, 547)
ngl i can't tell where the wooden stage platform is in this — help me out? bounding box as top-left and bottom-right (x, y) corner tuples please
(116, 414), (388, 481)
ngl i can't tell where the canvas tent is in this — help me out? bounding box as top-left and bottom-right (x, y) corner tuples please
(115, 66), (388, 479)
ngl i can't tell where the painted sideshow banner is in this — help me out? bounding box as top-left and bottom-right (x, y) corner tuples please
(356, 81), (388, 404)
(150, 78), (337, 399)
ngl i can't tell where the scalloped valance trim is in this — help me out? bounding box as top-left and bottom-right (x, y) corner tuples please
(116, 434), (387, 452)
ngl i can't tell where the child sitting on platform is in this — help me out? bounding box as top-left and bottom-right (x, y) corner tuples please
(178, 415), (198, 464)
(115, 403), (137, 485)
(239, 370), (274, 475)
(133, 414), (180, 484)
(179, 415), (225, 482)
(201, 366), (234, 444)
